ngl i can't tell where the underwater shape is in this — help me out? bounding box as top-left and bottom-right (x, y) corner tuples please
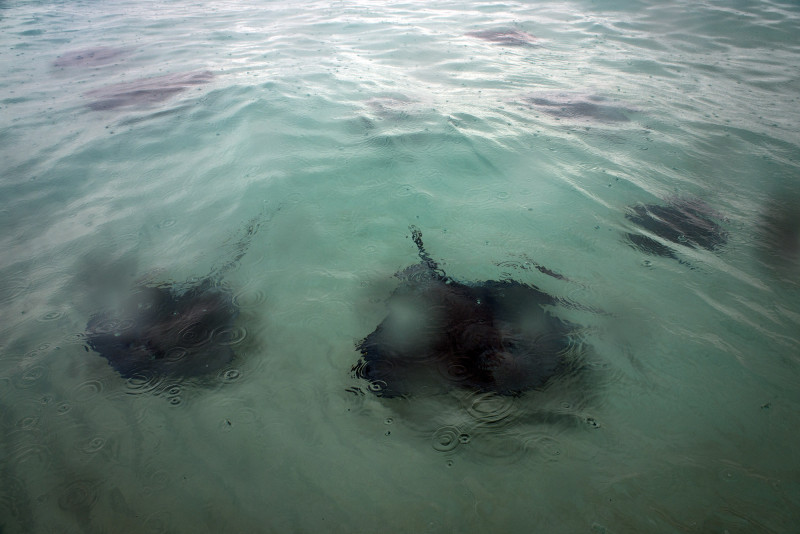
(624, 197), (727, 259)
(53, 47), (132, 68)
(85, 210), (270, 379)
(85, 279), (237, 379)
(84, 70), (213, 110)
(756, 190), (800, 280)
(465, 29), (538, 47)
(354, 227), (580, 398)
(521, 93), (633, 122)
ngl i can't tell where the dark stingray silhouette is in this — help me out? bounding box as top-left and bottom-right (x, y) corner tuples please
(756, 191), (800, 277)
(624, 198), (727, 260)
(85, 211), (269, 379)
(353, 227), (581, 398)
(54, 46), (132, 68)
(86, 279), (237, 378)
(85, 70), (213, 110)
(466, 29), (537, 47)
(521, 93), (633, 122)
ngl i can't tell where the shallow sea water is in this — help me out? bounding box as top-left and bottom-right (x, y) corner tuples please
(1, 0), (800, 532)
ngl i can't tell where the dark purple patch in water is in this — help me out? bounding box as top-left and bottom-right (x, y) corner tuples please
(522, 93), (633, 122)
(85, 70), (213, 110)
(54, 47), (132, 68)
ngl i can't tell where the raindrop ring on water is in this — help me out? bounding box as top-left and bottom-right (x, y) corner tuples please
(13, 365), (47, 389)
(232, 289), (267, 309)
(525, 435), (564, 461)
(466, 392), (515, 424)
(432, 425), (461, 453)
(178, 323), (212, 347)
(81, 437), (106, 454)
(58, 480), (98, 512)
(16, 416), (39, 430)
(444, 361), (471, 384)
(0, 277), (30, 304)
(37, 310), (64, 322)
(64, 332), (87, 344)
(213, 325), (247, 345)
(74, 380), (104, 402)
(218, 368), (241, 383)
(368, 380), (387, 394)
(163, 347), (189, 363)
(125, 371), (164, 396)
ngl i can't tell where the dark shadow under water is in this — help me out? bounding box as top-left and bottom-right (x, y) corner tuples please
(85, 279), (238, 379)
(521, 93), (634, 122)
(353, 226), (586, 399)
(84, 208), (273, 381)
(53, 46), (133, 68)
(756, 190), (800, 284)
(624, 197), (728, 261)
(84, 70), (213, 111)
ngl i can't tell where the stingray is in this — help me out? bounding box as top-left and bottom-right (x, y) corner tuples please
(624, 197), (727, 260)
(521, 93), (633, 122)
(466, 29), (538, 47)
(756, 190), (800, 277)
(84, 70), (213, 111)
(54, 46), (132, 68)
(353, 227), (581, 398)
(85, 279), (237, 378)
(85, 211), (269, 379)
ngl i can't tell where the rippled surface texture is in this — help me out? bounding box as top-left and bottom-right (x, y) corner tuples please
(1, 0), (799, 532)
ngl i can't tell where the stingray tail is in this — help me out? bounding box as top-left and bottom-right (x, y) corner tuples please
(409, 225), (440, 272)
(208, 202), (282, 282)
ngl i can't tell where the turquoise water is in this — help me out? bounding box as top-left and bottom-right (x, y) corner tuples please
(2, 0), (799, 532)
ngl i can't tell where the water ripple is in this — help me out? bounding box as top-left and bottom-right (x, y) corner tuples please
(125, 371), (168, 397)
(36, 310), (65, 322)
(523, 433), (566, 462)
(73, 379), (104, 402)
(12, 365), (48, 389)
(232, 287), (268, 309)
(63, 332), (87, 344)
(431, 425), (462, 453)
(217, 368), (242, 383)
(213, 325), (247, 345)
(0, 277), (30, 304)
(15, 416), (39, 430)
(57, 479), (98, 513)
(80, 436), (107, 454)
(464, 391), (516, 426)
(178, 321), (213, 347)
(8, 430), (52, 470)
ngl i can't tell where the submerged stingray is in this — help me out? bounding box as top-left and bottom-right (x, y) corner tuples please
(85, 70), (213, 110)
(353, 227), (581, 398)
(86, 279), (237, 378)
(54, 46), (132, 68)
(624, 197), (727, 260)
(466, 29), (538, 47)
(756, 191), (800, 278)
(85, 211), (268, 379)
(521, 93), (633, 122)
